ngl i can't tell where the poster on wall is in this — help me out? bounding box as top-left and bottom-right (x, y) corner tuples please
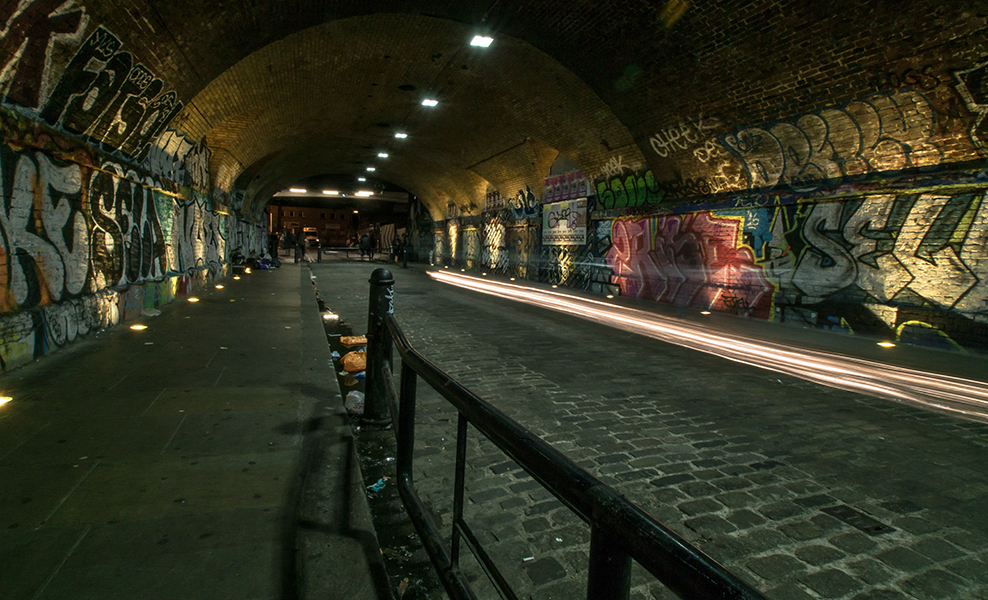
(542, 199), (588, 245)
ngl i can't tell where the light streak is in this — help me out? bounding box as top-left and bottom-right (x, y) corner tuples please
(429, 271), (988, 422)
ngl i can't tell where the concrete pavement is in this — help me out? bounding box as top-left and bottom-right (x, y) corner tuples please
(0, 262), (387, 600)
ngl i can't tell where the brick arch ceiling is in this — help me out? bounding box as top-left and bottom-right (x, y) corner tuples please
(168, 13), (642, 220)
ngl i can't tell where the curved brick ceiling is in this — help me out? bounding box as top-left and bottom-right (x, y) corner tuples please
(167, 12), (642, 219)
(68, 1), (967, 220)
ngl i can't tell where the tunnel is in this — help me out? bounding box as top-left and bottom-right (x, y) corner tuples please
(2, 1), (988, 599)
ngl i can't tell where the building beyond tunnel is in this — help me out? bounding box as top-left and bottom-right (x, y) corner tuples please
(2, 2), (988, 367)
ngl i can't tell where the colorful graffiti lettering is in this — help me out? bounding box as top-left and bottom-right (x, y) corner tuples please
(721, 91), (942, 191)
(0, 0), (89, 108)
(606, 212), (775, 318)
(38, 26), (183, 160)
(508, 186), (540, 220)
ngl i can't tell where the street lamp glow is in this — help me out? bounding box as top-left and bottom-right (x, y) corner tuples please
(421, 98), (439, 107)
(470, 35), (493, 47)
(377, 152), (389, 158)
(395, 132), (408, 139)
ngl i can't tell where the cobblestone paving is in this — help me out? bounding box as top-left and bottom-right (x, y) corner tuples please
(313, 262), (988, 600)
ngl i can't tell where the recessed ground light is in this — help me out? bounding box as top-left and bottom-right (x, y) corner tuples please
(355, 191), (373, 197)
(322, 190), (339, 195)
(244, 268), (252, 274)
(606, 294), (614, 299)
(377, 152), (389, 158)
(482, 272), (487, 276)
(233, 276), (241, 280)
(323, 313), (339, 320)
(187, 297), (200, 303)
(366, 167), (376, 172)
(700, 311), (711, 315)
(395, 132), (408, 139)
(0, 396), (12, 407)
(552, 285), (558, 288)
(510, 277), (515, 281)
(353, 210), (359, 214)
(421, 98), (439, 107)
(877, 341), (896, 348)
(130, 324), (148, 330)
(215, 284), (224, 289)
(289, 188), (306, 193)
(470, 35), (494, 47)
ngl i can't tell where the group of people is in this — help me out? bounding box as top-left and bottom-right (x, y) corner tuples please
(358, 232), (410, 262)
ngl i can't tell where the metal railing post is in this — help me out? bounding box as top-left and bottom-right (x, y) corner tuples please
(587, 523), (632, 600)
(363, 268), (394, 425)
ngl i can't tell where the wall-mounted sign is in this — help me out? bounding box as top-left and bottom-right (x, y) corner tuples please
(542, 199), (588, 245)
(542, 172), (590, 204)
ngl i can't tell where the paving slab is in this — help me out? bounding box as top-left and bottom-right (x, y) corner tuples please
(0, 262), (387, 600)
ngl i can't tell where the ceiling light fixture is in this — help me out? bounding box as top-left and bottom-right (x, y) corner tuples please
(421, 98), (439, 107)
(366, 167), (376, 172)
(357, 177), (366, 182)
(395, 132), (408, 139)
(377, 152), (389, 158)
(470, 35), (494, 47)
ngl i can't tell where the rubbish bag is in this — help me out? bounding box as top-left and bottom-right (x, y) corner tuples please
(342, 351), (366, 372)
(340, 335), (367, 347)
(345, 391), (365, 414)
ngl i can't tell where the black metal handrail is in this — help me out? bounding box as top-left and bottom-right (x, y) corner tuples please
(363, 268), (766, 600)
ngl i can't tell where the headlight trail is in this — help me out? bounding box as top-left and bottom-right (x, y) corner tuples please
(428, 271), (988, 423)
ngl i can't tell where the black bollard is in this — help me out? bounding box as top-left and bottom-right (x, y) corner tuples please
(363, 268), (394, 425)
(316, 243), (322, 263)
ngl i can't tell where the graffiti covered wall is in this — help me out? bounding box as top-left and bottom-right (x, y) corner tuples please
(0, 133), (232, 367)
(0, 2), (266, 368)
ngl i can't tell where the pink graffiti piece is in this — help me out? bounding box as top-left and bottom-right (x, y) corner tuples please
(1, 0), (87, 108)
(607, 213), (775, 318)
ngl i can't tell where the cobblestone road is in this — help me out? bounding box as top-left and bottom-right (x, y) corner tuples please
(312, 260), (988, 600)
